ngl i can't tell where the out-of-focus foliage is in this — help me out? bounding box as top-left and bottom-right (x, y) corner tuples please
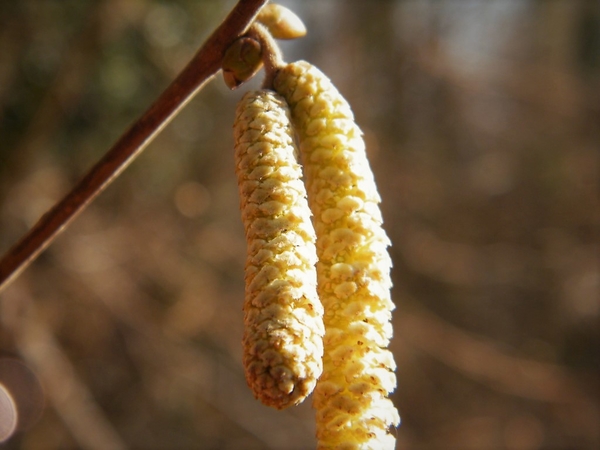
(0, 1), (598, 449)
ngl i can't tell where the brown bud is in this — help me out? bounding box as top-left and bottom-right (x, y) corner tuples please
(222, 37), (263, 89)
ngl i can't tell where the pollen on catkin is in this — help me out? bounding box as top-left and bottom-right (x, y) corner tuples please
(233, 89), (325, 410)
(274, 61), (400, 448)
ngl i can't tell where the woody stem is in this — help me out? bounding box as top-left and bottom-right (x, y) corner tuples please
(0, 0), (268, 294)
(248, 23), (286, 89)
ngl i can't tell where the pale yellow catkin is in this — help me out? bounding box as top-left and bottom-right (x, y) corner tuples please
(274, 61), (400, 449)
(256, 3), (307, 40)
(233, 89), (324, 410)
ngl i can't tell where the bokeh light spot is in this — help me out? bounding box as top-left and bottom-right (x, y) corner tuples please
(0, 359), (45, 435)
(174, 181), (211, 218)
(0, 382), (17, 443)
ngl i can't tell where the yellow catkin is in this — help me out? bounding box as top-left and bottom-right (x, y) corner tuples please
(256, 3), (307, 40)
(274, 61), (400, 448)
(233, 89), (325, 410)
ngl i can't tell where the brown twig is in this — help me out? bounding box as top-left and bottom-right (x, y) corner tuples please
(0, 0), (268, 294)
(247, 23), (286, 89)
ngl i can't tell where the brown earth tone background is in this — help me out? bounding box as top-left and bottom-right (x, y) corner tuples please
(1, 1), (599, 449)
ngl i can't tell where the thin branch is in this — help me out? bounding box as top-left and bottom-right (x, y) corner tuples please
(247, 23), (286, 89)
(0, 0), (269, 294)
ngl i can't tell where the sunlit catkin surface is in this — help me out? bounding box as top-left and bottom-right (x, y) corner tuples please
(275, 62), (400, 449)
(233, 89), (324, 410)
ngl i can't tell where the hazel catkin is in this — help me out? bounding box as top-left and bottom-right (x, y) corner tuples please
(233, 89), (324, 410)
(256, 3), (307, 40)
(274, 61), (400, 448)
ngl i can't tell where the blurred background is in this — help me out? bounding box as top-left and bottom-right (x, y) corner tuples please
(1, 1), (599, 449)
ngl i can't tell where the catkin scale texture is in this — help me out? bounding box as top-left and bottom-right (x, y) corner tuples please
(274, 62), (400, 448)
(234, 89), (324, 410)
